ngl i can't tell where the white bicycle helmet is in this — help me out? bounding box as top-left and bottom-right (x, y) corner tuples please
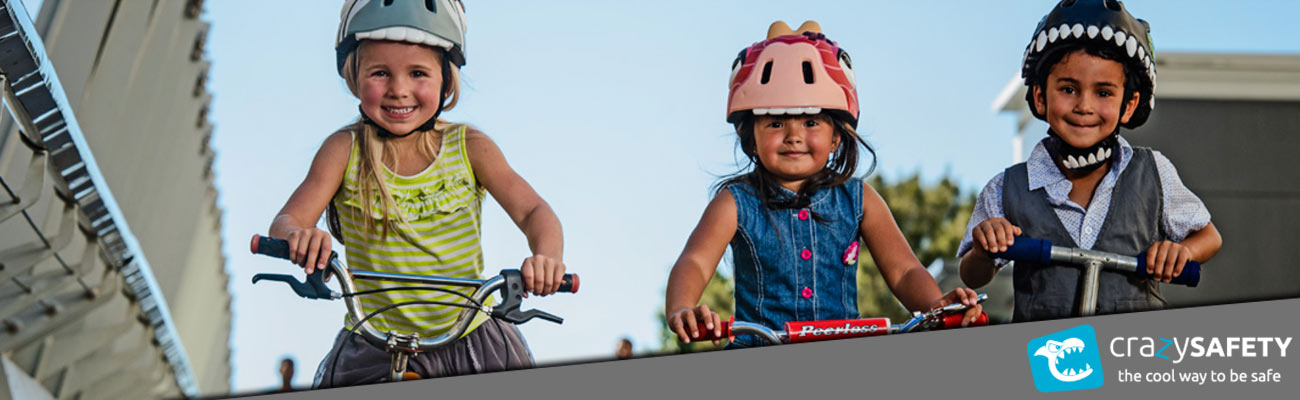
(335, 0), (467, 137)
(336, 0), (467, 73)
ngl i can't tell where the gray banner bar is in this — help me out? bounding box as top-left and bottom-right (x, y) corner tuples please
(234, 298), (1299, 399)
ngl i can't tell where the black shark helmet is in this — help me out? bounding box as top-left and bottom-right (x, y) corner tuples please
(1020, 0), (1157, 173)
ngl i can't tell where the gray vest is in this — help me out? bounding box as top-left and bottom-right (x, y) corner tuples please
(1003, 147), (1166, 322)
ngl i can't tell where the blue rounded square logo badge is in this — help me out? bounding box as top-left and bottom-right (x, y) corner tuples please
(1026, 325), (1104, 393)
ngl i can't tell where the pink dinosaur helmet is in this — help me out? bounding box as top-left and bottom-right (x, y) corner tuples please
(727, 21), (860, 128)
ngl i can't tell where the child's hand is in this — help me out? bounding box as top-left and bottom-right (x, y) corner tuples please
(666, 304), (723, 345)
(285, 227), (333, 278)
(973, 217), (1022, 255)
(932, 288), (984, 327)
(1144, 241), (1192, 283)
(521, 254), (566, 296)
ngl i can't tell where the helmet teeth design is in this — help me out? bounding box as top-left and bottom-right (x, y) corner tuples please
(354, 26), (455, 51)
(336, 0), (469, 73)
(1020, 0), (1158, 129)
(726, 21), (860, 127)
(753, 107), (823, 116)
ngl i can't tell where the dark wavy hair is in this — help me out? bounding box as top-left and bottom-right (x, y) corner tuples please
(1031, 42), (1143, 119)
(713, 112), (875, 221)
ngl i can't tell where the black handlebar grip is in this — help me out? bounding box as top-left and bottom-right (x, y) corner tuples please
(251, 234), (292, 260)
(1134, 254), (1202, 287)
(988, 236), (1053, 264)
(557, 274), (579, 294)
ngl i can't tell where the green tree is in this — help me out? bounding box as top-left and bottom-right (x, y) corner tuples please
(656, 172), (975, 353)
(856, 174), (976, 320)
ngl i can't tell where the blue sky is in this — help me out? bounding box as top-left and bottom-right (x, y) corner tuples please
(180, 0), (1300, 393)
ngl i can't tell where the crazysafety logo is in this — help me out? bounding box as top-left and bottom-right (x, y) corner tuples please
(1026, 325), (1104, 393)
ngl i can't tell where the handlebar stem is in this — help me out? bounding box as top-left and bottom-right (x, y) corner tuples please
(1080, 261), (1102, 317)
(1051, 247), (1141, 273)
(728, 321), (786, 345)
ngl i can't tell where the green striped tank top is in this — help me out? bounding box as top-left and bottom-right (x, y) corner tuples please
(332, 125), (492, 337)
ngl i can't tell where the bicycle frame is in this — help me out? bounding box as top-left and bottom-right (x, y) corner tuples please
(694, 294), (989, 346)
(248, 234), (576, 382)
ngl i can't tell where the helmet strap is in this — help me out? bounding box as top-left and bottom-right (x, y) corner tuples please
(1044, 127), (1120, 175)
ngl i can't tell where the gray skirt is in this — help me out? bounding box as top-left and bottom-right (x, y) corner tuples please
(312, 319), (534, 388)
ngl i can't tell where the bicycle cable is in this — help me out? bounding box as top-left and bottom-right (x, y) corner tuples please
(343, 286), (484, 308)
(332, 299), (485, 385)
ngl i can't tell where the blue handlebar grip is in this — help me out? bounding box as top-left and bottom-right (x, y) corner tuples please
(1134, 253), (1201, 287)
(989, 237), (1053, 264)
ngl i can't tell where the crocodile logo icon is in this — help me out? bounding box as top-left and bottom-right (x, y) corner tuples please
(1034, 338), (1095, 382)
(1026, 325), (1104, 392)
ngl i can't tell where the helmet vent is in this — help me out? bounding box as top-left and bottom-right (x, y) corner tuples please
(426, 0), (437, 12)
(382, 0), (394, 6)
(760, 60), (773, 84)
(1104, 0), (1122, 11)
(801, 61), (814, 84)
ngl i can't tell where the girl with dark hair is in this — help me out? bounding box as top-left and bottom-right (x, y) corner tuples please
(665, 20), (983, 348)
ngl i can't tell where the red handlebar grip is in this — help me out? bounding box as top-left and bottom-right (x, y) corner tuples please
(685, 316), (733, 342)
(250, 234), (262, 254)
(558, 274), (579, 293)
(939, 312), (989, 329)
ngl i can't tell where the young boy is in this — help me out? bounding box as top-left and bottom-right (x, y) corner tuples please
(958, 0), (1221, 322)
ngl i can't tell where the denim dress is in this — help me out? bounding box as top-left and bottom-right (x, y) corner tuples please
(727, 178), (864, 348)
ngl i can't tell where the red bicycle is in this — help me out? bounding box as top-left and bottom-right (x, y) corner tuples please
(688, 294), (989, 345)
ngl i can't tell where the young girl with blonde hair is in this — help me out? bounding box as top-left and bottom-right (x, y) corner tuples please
(269, 0), (566, 386)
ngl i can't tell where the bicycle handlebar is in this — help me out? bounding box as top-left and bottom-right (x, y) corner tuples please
(989, 237), (1201, 287)
(690, 294), (989, 345)
(248, 234), (576, 352)
(249, 234), (577, 294)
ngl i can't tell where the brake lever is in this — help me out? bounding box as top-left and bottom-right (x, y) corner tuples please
(896, 293), (988, 333)
(490, 270), (565, 325)
(251, 267), (338, 300)
(496, 309), (564, 325)
(933, 293), (988, 315)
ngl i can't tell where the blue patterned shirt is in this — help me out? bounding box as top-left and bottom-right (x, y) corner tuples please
(957, 136), (1211, 264)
